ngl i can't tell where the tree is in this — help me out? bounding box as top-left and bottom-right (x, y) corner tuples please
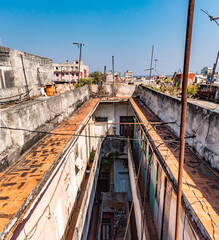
(75, 78), (91, 88)
(89, 71), (103, 84)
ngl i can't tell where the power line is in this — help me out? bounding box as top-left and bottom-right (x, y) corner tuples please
(0, 126), (184, 144)
(201, 9), (219, 27)
(53, 121), (176, 126)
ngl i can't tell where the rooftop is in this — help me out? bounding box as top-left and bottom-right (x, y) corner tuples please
(0, 96), (218, 239)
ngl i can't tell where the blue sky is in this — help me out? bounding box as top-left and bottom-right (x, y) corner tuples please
(0, 0), (218, 75)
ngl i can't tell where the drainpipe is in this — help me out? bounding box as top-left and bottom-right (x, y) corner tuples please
(175, 0), (195, 240)
(20, 54), (30, 97)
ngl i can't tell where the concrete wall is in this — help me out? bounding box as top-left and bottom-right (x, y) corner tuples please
(138, 86), (219, 170)
(90, 83), (137, 97)
(0, 46), (53, 100)
(77, 137), (103, 240)
(10, 110), (103, 240)
(93, 102), (134, 135)
(128, 143), (150, 240)
(133, 114), (206, 240)
(0, 85), (90, 172)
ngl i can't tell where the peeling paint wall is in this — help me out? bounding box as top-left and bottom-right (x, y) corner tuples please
(138, 86), (219, 170)
(0, 46), (53, 99)
(90, 84), (137, 97)
(10, 114), (103, 240)
(93, 102), (134, 135)
(132, 119), (200, 240)
(0, 85), (90, 172)
(128, 143), (150, 240)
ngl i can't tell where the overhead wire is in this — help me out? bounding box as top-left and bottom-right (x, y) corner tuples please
(0, 125), (186, 144)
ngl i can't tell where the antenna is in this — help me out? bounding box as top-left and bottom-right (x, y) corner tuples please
(201, 9), (219, 26)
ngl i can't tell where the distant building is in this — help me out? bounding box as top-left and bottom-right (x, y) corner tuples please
(174, 72), (194, 87)
(201, 67), (213, 75)
(194, 74), (207, 84)
(124, 70), (133, 82)
(53, 60), (89, 82)
(105, 72), (121, 82)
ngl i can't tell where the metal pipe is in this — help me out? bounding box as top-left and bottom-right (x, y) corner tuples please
(149, 45), (154, 86)
(175, 0), (195, 239)
(208, 51), (219, 99)
(104, 65), (106, 82)
(112, 56), (115, 96)
(73, 42), (85, 82)
(78, 44), (82, 82)
(20, 54), (30, 97)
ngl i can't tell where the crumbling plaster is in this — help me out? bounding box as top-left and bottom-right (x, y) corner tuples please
(0, 85), (90, 172)
(138, 86), (219, 170)
(0, 46), (53, 99)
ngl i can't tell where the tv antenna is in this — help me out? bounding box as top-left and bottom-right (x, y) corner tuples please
(201, 9), (219, 27)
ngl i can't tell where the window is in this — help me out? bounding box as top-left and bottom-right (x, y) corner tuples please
(76, 61), (78, 64)
(56, 74), (59, 76)
(66, 73), (69, 75)
(95, 117), (108, 122)
(101, 218), (112, 240)
(56, 67), (58, 70)
(61, 73), (64, 76)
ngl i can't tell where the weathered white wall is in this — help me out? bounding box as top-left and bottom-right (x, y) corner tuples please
(74, 137), (103, 240)
(0, 46), (53, 99)
(10, 112), (104, 240)
(93, 102), (134, 135)
(90, 83), (137, 97)
(128, 143), (150, 240)
(138, 85), (219, 170)
(0, 85), (90, 171)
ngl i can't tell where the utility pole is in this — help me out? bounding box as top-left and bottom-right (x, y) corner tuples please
(208, 51), (219, 99)
(175, 0), (195, 240)
(112, 56), (115, 97)
(149, 45), (154, 85)
(154, 59), (158, 77)
(104, 65), (106, 82)
(73, 42), (85, 82)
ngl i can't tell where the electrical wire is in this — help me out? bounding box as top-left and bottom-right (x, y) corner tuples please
(53, 121), (176, 126)
(0, 126), (184, 144)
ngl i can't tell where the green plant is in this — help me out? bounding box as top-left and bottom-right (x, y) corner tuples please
(89, 149), (95, 162)
(89, 71), (104, 84)
(75, 78), (91, 88)
(187, 84), (199, 97)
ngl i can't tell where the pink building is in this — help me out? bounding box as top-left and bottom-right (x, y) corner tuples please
(53, 60), (89, 82)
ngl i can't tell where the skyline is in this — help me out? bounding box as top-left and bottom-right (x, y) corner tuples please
(0, 0), (219, 75)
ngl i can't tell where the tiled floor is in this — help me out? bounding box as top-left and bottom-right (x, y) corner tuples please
(0, 98), (99, 236)
(130, 98), (219, 240)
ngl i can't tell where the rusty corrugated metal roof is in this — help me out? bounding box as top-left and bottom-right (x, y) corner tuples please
(129, 98), (219, 239)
